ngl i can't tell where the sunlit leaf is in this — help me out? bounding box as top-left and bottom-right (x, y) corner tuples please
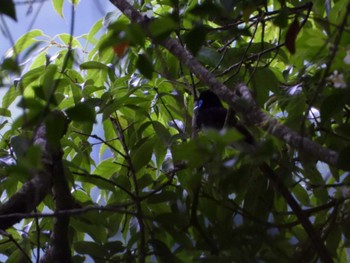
(58, 33), (82, 48)
(8, 30), (43, 56)
(52, 0), (64, 17)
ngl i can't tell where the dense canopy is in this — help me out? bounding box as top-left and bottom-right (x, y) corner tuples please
(0, 0), (350, 262)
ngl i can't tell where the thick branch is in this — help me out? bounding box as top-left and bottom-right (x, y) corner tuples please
(40, 142), (73, 263)
(109, 1), (336, 262)
(0, 110), (72, 262)
(109, 0), (340, 169)
(37, 111), (72, 263)
(0, 125), (53, 230)
(259, 163), (333, 263)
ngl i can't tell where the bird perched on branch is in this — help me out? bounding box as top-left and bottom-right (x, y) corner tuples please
(195, 90), (255, 144)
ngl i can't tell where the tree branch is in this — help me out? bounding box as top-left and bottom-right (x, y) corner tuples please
(0, 125), (53, 230)
(110, 116), (147, 263)
(259, 163), (333, 263)
(40, 114), (73, 263)
(109, 0), (340, 169)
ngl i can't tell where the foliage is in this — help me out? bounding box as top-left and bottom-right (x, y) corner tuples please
(1, 0), (350, 262)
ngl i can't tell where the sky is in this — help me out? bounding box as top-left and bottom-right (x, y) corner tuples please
(0, 0), (118, 158)
(0, 2), (118, 261)
(1, 0), (116, 57)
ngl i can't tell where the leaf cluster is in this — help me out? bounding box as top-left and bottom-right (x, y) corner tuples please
(1, 0), (350, 262)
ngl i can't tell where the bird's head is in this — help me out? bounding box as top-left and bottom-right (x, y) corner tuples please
(195, 90), (223, 111)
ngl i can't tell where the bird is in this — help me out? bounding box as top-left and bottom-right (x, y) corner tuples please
(194, 90), (228, 130)
(194, 90), (255, 144)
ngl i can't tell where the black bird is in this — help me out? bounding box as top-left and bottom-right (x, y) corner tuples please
(195, 90), (254, 144)
(195, 90), (229, 130)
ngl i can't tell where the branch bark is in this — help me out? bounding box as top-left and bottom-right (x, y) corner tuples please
(40, 140), (73, 263)
(40, 111), (73, 263)
(108, 1), (336, 262)
(109, 0), (340, 169)
(0, 125), (53, 230)
(0, 111), (72, 262)
(259, 163), (333, 263)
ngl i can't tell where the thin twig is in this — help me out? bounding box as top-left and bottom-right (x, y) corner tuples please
(73, 130), (127, 158)
(0, 231), (33, 262)
(259, 163), (333, 263)
(0, 204), (139, 220)
(34, 208), (40, 263)
(110, 115), (147, 263)
(302, 2), (350, 134)
(73, 172), (135, 199)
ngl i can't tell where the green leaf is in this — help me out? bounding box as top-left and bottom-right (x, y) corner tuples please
(52, 0), (64, 17)
(80, 61), (110, 70)
(273, 7), (289, 28)
(102, 241), (125, 254)
(152, 121), (171, 146)
(126, 23), (146, 46)
(72, 190), (93, 205)
(10, 29), (43, 56)
(252, 68), (279, 106)
(45, 110), (69, 148)
(131, 137), (155, 172)
(149, 16), (177, 40)
(150, 239), (178, 262)
(197, 47), (221, 67)
(136, 54), (153, 79)
(58, 33), (82, 48)
(71, 218), (107, 243)
(17, 97), (45, 110)
(326, 227), (342, 257)
(293, 184), (310, 206)
(189, 1), (222, 16)
(93, 158), (116, 179)
(172, 137), (210, 168)
(65, 102), (96, 123)
(185, 25), (208, 55)
(0, 0), (16, 21)
(0, 120), (9, 131)
(2, 58), (20, 73)
(0, 108), (11, 117)
(74, 171), (115, 191)
(338, 146), (350, 170)
(42, 64), (58, 100)
(74, 241), (108, 258)
(87, 19), (103, 44)
(320, 92), (348, 124)
(147, 191), (177, 204)
(136, 173), (153, 190)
